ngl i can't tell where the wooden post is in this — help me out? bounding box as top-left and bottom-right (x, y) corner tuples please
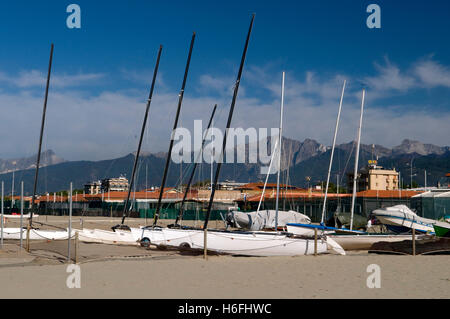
(314, 228), (318, 256)
(203, 228), (208, 260)
(412, 228), (416, 256)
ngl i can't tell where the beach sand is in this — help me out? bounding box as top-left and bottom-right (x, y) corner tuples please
(0, 216), (449, 299)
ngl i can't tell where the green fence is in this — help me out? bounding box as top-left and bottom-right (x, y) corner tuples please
(137, 208), (227, 221)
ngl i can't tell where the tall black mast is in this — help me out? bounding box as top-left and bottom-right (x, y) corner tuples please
(30, 44), (54, 227)
(114, 45), (163, 229)
(203, 14), (255, 230)
(173, 104), (217, 227)
(152, 32), (196, 226)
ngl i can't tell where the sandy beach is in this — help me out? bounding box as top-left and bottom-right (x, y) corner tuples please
(0, 216), (449, 299)
(1, 250), (449, 299)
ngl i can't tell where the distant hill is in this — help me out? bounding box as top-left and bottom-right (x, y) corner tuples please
(0, 150), (65, 174)
(0, 139), (448, 195)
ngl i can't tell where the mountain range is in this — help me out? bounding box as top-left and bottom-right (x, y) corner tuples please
(0, 138), (448, 195)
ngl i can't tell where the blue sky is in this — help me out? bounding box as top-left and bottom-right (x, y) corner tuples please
(0, 0), (449, 160)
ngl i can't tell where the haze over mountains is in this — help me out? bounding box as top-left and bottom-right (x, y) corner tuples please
(0, 150), (65, 174)
(0, 138), (448, 194)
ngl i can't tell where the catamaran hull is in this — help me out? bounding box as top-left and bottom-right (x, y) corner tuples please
(78, 229), (138, 245)
(1, 227), (138, 244)
(135, 228), (333, 256)
(329, 234), (414, 250)
(0, 228), (74, 240)
(286, 224), (334, 236)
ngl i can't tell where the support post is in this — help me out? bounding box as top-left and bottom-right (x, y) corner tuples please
(68, 182), (72, 263)
(75, 231), (79, 264)
(26, 225), (30, 252)
(20, 182), (24, 250)
(412, 228), (416, 256)
(314, 228), (318, 256)
(203, 228), (208, 260)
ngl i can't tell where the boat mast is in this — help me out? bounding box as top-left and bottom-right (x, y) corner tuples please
(174, 104), (217, 226)
(116, 45), (163, 228)
(256, 139), (279, 213)
(350, 88), (365, 230)
(153, 33), (196, 226)
(30, 44), (54, 227)
(275, 71), (285, 231)
(320, 80), (346, 225)
(203, 14), (255, 230)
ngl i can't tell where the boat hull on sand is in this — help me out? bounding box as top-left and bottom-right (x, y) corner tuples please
(133, 227), (344, 256)
(1, 227), (138, 244)
(1, 228), (74, 240)
(329, 234), (415, 250)
(78, 228), (138, 245)
(433, 222), (450, 238)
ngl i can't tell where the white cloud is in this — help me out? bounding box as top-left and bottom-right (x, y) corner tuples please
(0, 57), (449, 162)
(0, 70), (105, 88)
(362, 59), (416, 92)
(414, 59), (450, 88)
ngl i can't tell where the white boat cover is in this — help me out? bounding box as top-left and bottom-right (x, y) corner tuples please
(372, 205), (437, 233)
(227, 210), (311, 231)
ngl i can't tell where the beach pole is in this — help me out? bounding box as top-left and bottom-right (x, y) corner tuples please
(20, 181), (24, 250)
(412, 228), (416, 256)
(314, 228), (318, 256)
(1, 181), (3, 249)
(75, 231), (78, 264)
(68, 183), (72, 263)
(203, 228), (208, 260)
(26, 225), (30, 252)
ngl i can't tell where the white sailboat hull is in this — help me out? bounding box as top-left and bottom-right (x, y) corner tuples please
(136, 227), (334, 256)
(329, 234), (414, 251)
(78, 228), (138, 245)
(0, 227), (139, 244)
(0, 227), (74, 240)
(286, 225), (334, 236)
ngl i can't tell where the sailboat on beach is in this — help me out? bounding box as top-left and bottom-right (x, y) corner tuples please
(136, 15), (344, 256)
(286, 81), (364, 237)
(3, 44), (76, 241)
(226, 124), (311, 231)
